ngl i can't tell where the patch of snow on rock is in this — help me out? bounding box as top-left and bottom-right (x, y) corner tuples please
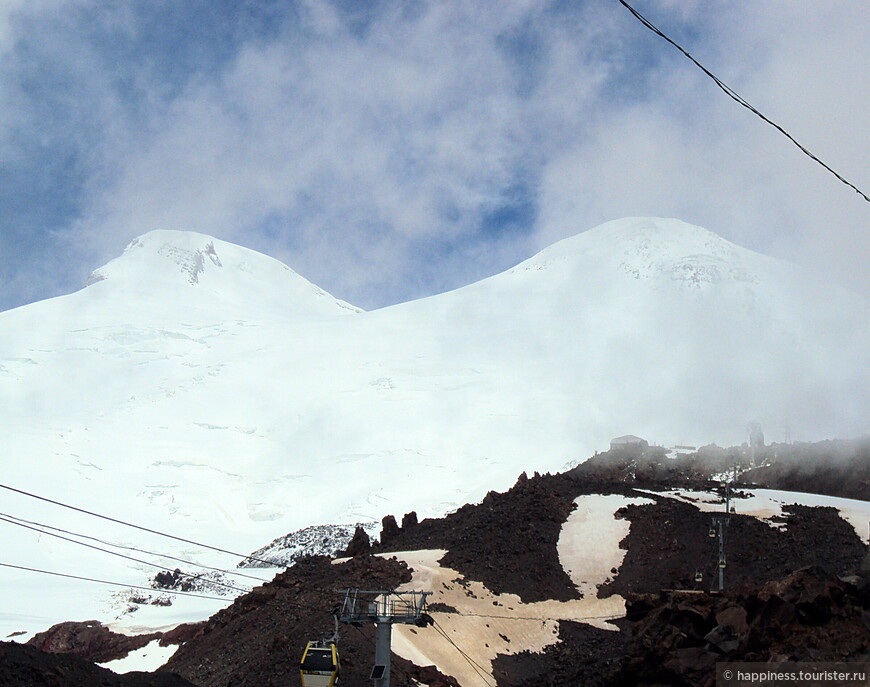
(362, 550), (626, 687)
(637, 488), (870, 542)
(98, 638), (178, 674)
(240, 522), (379, 568)
(558, 494), (655, 597)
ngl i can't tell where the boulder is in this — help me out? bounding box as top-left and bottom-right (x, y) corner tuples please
(344, 526), (372, 557)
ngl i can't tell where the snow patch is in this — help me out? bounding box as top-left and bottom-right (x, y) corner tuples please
(355, 550), (626, 687)
(99, 638), (178, 674)
(240, 522), (379, 567)
(637, 488), (870, 542)
(557, 494), (655, 597)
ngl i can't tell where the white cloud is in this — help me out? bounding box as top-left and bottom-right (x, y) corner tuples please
(68, 1), (574, 305)
(534, 0), (870, 296)
(1, 0), (868, 311)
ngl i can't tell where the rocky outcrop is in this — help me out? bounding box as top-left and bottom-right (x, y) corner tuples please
(343, 525), (372, 557)
(0, 641), (195, 687)
(740, 438), (870, 501)
(620, 566), (870, 687)
(566, 437), (870, 502)
(27, 621), (160, 663)
(492, 619), (629, 687)
(376, 472), (588, 603)
(24, 618), (208, 665)
(240, 522), (378, 568)
(380, 514), (401, 544)
(158, 622), (206, 648)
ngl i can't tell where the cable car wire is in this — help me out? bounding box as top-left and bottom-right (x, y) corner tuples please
(618, 0), (870, 203)
(0, 511), (267, 584)
(430, 620), (496, 687)
(0, 561), (229, 601)
(0, 515), (251, 595)
(3, 551), (618, 686)
(0, 482), (279, 567)
(429, 622), (485, 685)
(431, 620), (495, 687)
(440, 609), (622, 623)
(0, 485), (629, 626)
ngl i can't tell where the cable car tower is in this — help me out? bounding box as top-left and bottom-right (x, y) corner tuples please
(696, 457), (738, 590)
(338, 589), (432, 687)
(710, 455), (737, 591)
(710, 513), (730, 591)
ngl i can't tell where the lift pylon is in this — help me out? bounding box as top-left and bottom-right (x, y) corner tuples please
(338, 589), (432, 687)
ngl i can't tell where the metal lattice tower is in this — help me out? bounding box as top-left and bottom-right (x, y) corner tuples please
(338, 589), (432, 687)
(710, 514), (730, 591)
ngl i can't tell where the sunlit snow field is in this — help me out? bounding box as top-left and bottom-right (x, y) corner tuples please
(1, 219), (868, 674)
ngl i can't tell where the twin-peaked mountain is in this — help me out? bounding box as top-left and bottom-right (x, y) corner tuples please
(0, 218), (867, 555)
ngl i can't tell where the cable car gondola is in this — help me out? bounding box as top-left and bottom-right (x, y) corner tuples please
(300, 641), (340, 687)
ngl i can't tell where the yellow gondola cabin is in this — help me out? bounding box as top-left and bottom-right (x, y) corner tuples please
(300, 642), (340, 687)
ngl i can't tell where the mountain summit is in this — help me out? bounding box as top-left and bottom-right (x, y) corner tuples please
(80, 230), (361, 320)
(524, 217), (762, 285)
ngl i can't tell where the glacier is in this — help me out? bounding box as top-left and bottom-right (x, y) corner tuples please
(0, 216), (867, 641)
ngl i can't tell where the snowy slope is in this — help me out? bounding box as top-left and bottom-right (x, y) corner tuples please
(1, 218), (868, 640)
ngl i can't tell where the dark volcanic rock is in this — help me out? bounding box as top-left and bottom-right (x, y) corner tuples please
(153, 569), (197, 592)
(599, 498), (866, 597)
(159, 622), (206, 648)
(380, 514), (401, 544)
(0, 641), (195, 687)
(492, 620), (628, 687)
(344, 525), (372, 557)
(567, 448), (720, 487)
(27, 620), (161, 663)
(619, 567), (870, 687)
(569, 438), (870, 502)
(401, 662), (460, 687)
(376, 472), (592, 603)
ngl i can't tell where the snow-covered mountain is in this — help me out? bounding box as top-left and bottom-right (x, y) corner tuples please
(1, 217), (868, 639)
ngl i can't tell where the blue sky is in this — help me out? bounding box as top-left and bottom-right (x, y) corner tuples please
(1, 0), (868, 312)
